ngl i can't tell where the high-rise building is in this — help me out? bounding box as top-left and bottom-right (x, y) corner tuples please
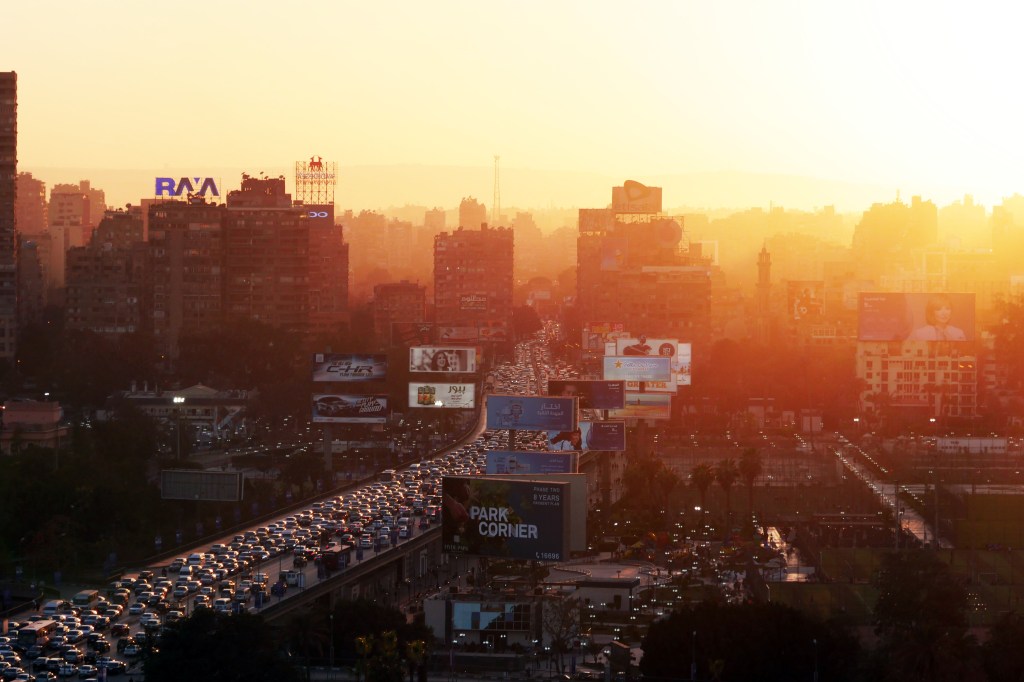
(224, 175), (308, 331)
(15, 172), (47, 236)
(65, 208), (146, 336)
(148, 198), (225, 359)
(576, 181), (712, 346)
(306, 205), (349, 338)
(372, 280), (426, 346)
(0, 72), (18, 360)
(458, 197), (487, 229)
(433, 225), (513, 328)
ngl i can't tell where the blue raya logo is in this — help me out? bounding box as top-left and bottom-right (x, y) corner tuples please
(155, 177), (221, 197)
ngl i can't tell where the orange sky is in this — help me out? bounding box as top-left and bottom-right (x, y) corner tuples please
(6, 1), (1024, 211)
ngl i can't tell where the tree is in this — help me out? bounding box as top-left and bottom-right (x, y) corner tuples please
(870, 549), (983, 681)
(982, 611), (1024, 681)
(691, 463), (715, 529)
(405, 639), (428, 682)
(738, 448), (762, 532)
(144, 609), (300, 682)
(542, 595), (580, 674)
(714, 459), (740, 528)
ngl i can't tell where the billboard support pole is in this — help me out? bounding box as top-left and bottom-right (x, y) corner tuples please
(323, 424), (333, 474)
(509, 429), (517, 451)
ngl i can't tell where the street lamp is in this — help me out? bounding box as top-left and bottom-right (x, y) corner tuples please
(813, 638), (819, 682)
(690, 630), (697, 681)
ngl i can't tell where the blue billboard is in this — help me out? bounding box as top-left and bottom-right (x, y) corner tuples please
(486, 395), (577, 432)
(312, 354), (388, 382)
(441, 476), (570, 561)
(547, 380), (625, 410)
(546, 420), (626, 452)
(602, 356), (672, 382)
(485, 451), (578, 475)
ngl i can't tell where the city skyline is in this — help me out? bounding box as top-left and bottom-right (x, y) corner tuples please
(7, 1), (1024, 211)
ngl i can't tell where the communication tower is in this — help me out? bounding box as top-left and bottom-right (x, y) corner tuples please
(294, 155), (337, 205)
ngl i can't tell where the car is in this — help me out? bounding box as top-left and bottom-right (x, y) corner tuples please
(108, 624), (129, 639)
(126, 603), (145, 616)
(75, 665), (96, 680)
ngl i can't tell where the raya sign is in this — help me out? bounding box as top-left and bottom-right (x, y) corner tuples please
(441, 476), (570, 561)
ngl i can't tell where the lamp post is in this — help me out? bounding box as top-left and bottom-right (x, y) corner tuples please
(813, 638), (819, 682)
(690, 630), (697, 681)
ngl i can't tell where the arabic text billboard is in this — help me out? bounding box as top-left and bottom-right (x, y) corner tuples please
(312, 354), (388, 382)
(485, 451), (578, 475)
(409, 346), (478, 373)
(547, 380), (625, 410)
(312, 394), (389, 423)
(408, 382), (476, 408)
(486, 395), (577, 432)
(441, 476), (569, 561)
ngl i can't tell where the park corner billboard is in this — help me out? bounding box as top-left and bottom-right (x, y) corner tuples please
(312, 394), (389, 423)
(312, 353), (388, 382)
(408, 382), (476, 409)
(486, 395), (577, 432)
(858, 292), (976, 342)
(441, 476), (570, 561)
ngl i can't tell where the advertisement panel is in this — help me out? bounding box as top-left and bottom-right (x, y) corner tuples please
(312, 394), (389, 423)
(460, 293), (488, 311)
(441, 476), (569, 561)
(547, 380), (625, 410)
(787, 281), (825, 321)
(614, 338), (692, 387)
(600, 236), (628, 271)
(602, 356), (672, 382)
(858, 292), (976, 342)
(485, 451), (578, 475)
(578, 207), (614, 233)
(160, 470), (243, 502)
(546, 420), (626, 452)
(479, 322), (509, 342)
(408, 382), (476, 409)
(608, 393), (672, 420)
(486, 395), (577, 432)
(452, 602), (535, 631)
(409, 346), (478, 373)
(312, 353), (387, 382)
(612, 180), (663, 213)
(491, 473), (586, 552)
(438, 326), (480, 343)
(392, 322), (434, 346)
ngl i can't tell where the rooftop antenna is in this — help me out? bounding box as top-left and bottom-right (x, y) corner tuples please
(491, 154), (501, 226)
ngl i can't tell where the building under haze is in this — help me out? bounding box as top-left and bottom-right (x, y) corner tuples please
(433, 225), (513, 330)
(576, 182), (712, 346)
(224, 175), (309, 332)
(372, 280), (426, 347)
(148, 198), (225, 360)
(305, 204), (349, 339)
(64, 208), (147, 336)
(458, 197), (486, 229)
(0, 72), (18, 361)
(15, 172), (47, 236)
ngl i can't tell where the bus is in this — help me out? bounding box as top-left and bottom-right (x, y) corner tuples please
(321, 543), (352, 571)
(72, 589), (100, 609)
(17, 619), (59, 650)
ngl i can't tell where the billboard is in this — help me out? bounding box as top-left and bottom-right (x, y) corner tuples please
(546, 420), (626, 452)
(438, 326), (480, 343)
(547, 380), (625, 410)
(409, 346), (478, 373)
(608, 393), (672, 420)
(160, 470), (243, 502)
(304, 203), (335, 226)
(614, 338), (692, 388)
(408, 382), (476, 409)
(441, 476), (570, 561)
(602, 356), (672, 382)
(460, 293), (488, 311)
(491, 473), (586, 552)
(612, 180), (663, 213)
(312, 394), (389, 423)
(486, 395), (577, 432)
(392, 322), (434, 346)
(452, 602), (535, 631)
(479, 322), (509, 342)
(787, 281), (825, 321)
(485, 451), (578, 475)
(600, 236), (628, 271)
(858, 292), (976, 342)
(579, 208), (614, 233)
(312, 353), (387, 382)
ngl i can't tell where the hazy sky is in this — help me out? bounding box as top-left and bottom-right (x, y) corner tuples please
(6, 1), (1024, 210)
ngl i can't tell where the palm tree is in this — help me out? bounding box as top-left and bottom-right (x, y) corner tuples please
(715, 459), (740, 528)
(739, 448), (762, 531)
(691, 463), (715, 535)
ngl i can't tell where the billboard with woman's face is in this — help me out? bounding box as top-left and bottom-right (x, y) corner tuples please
(858, 293), (975, 342)
(409, 346), (478, 373)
